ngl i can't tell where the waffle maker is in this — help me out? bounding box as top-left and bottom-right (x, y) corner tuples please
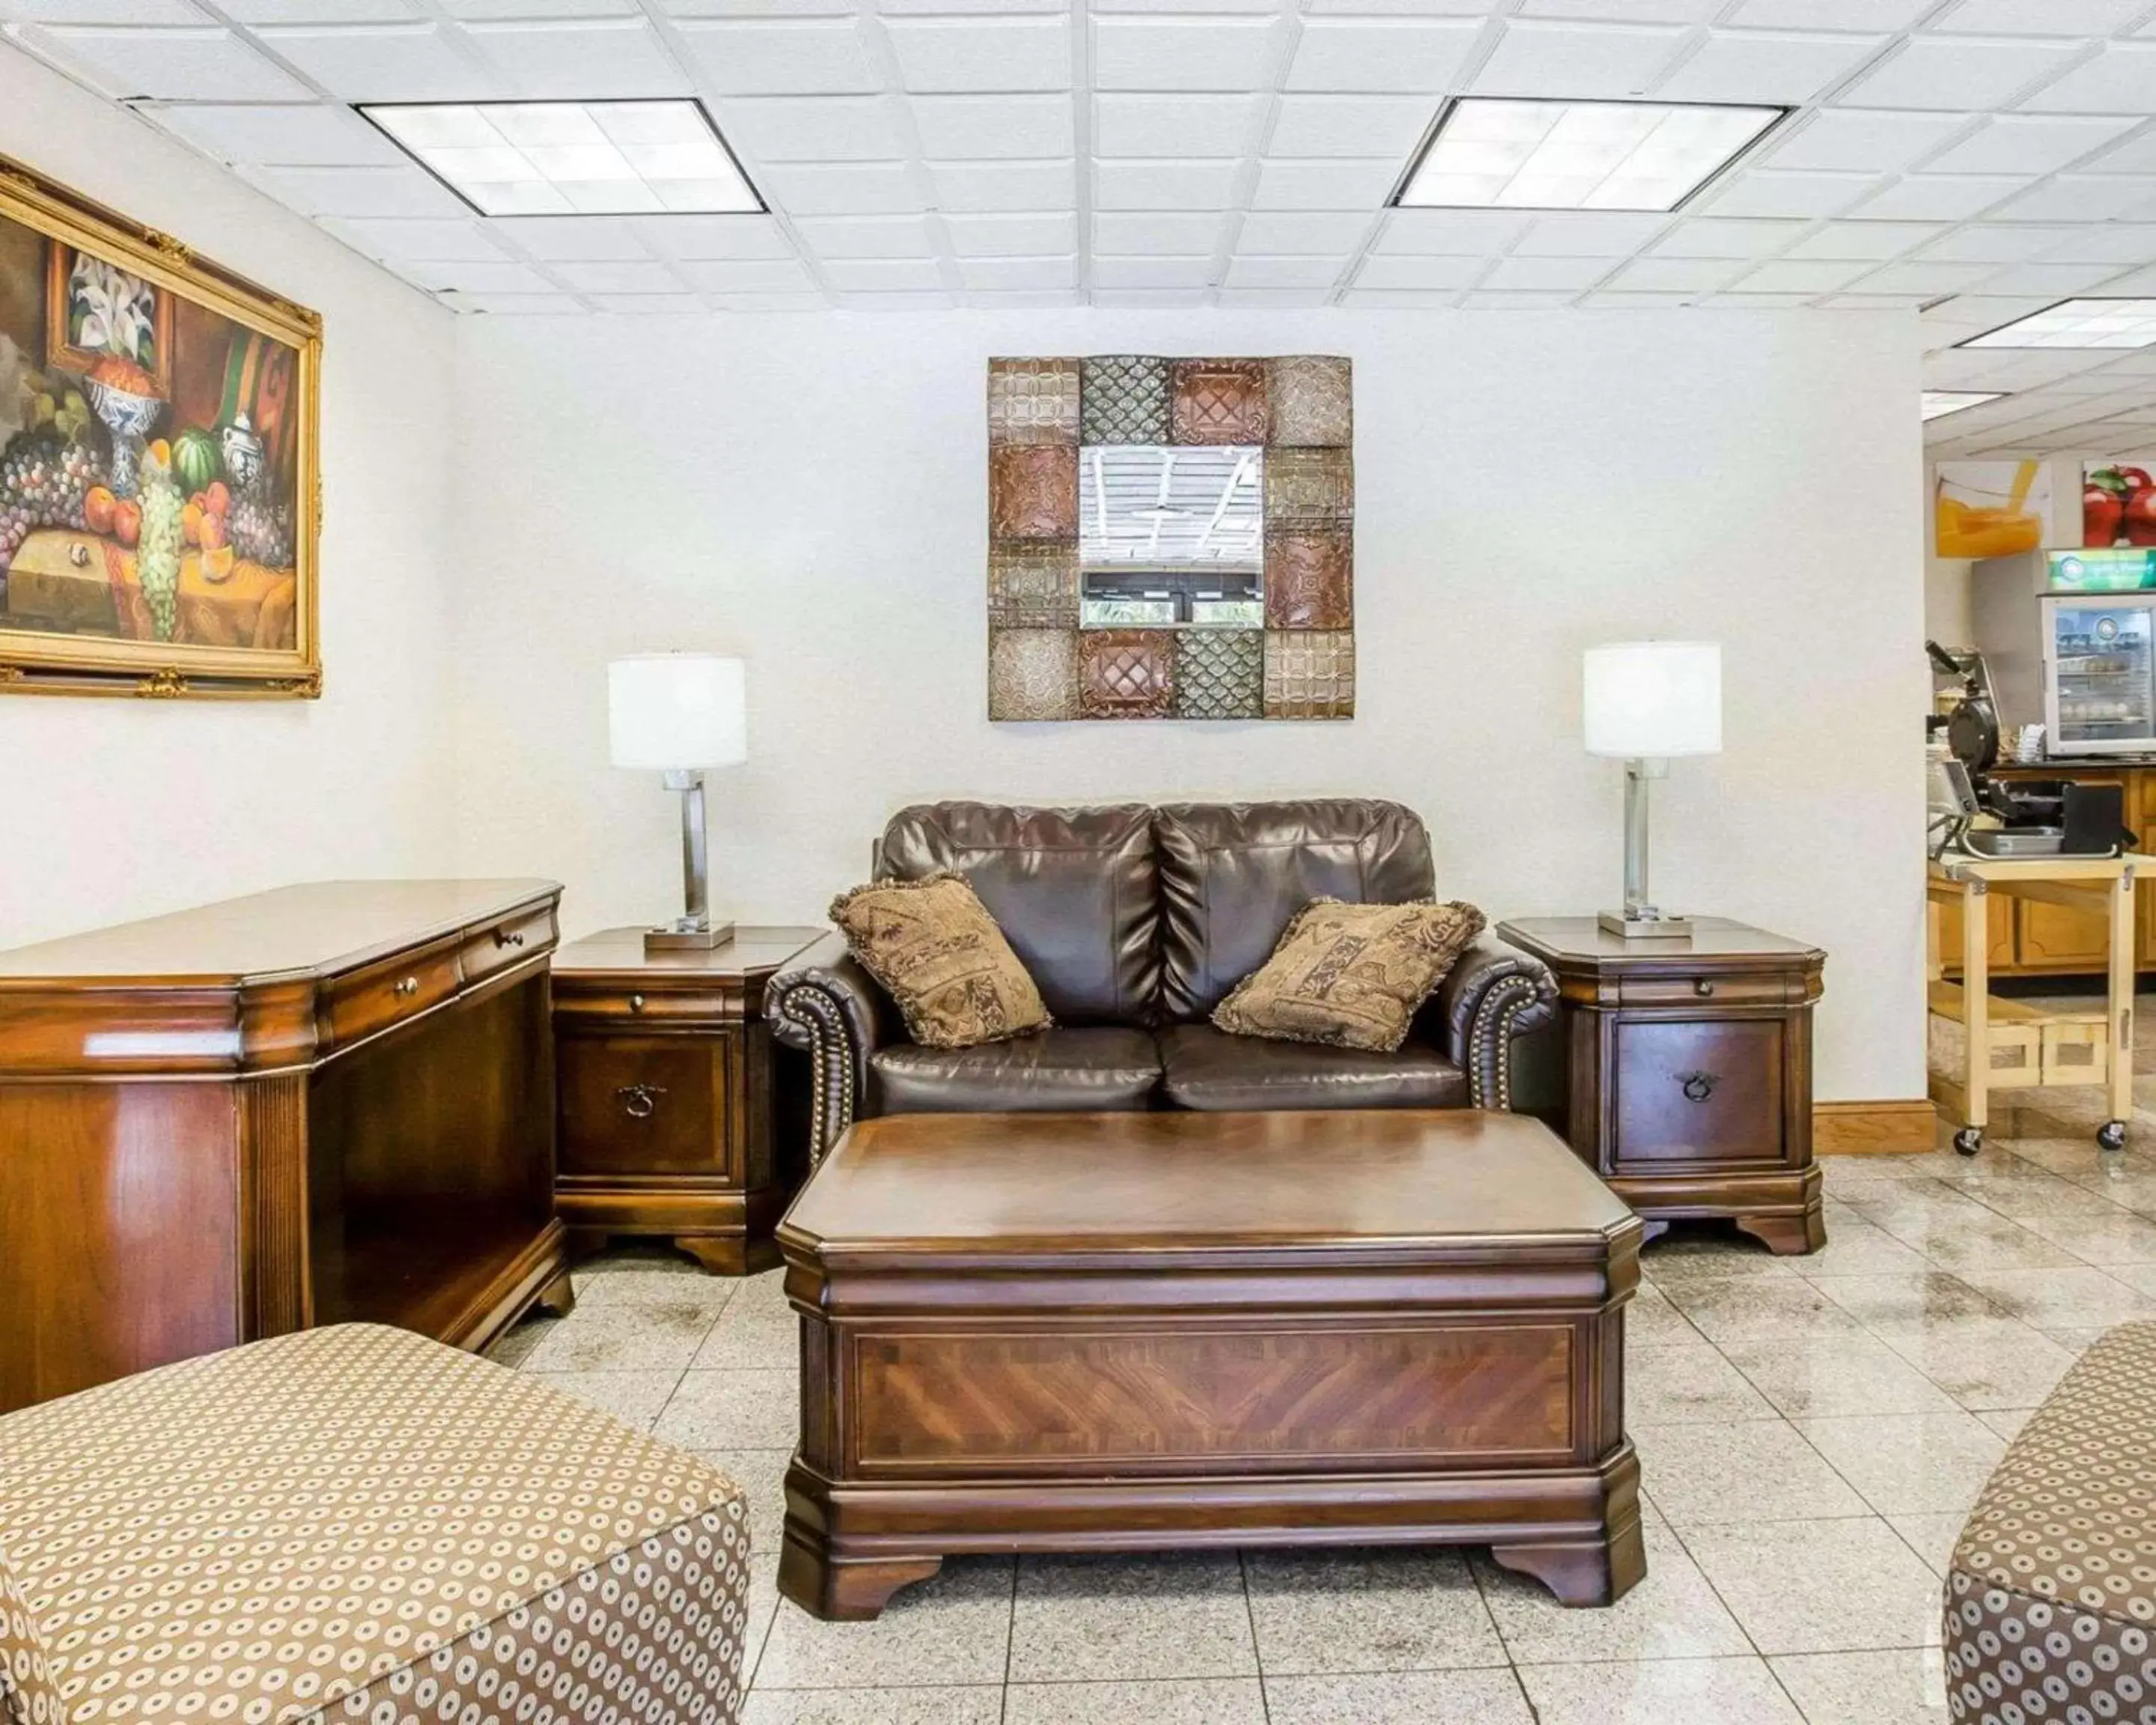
(1926, 640), (2096, 857)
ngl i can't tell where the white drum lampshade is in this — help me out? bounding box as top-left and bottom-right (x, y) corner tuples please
(609, 654), (747, 771)
(1584, 642), (1722, 761)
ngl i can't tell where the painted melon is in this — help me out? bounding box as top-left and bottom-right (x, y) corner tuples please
(171, 426), (222, 496)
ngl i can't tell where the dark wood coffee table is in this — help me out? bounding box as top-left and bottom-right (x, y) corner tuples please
(775, 1108), (1645, 1621)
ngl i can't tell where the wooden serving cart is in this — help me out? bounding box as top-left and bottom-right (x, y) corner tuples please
(1927, 851), (2142, 1156)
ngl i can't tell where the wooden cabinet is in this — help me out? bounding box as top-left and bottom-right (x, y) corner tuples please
(0, 880), (571, 1414)
(552, 926), (821, 1275)
(1497, 916), (1825, 1256)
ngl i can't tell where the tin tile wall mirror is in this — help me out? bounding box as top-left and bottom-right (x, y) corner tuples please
(986, 355), (1353, 722)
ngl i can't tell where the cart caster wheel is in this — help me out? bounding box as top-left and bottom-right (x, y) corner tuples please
(2099, 1121), (2128, 1152)
(1954, 1128), (1984, 1157)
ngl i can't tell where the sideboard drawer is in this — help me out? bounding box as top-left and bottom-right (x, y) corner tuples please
(559, 1035), (730, 1179)
(1613, 1017), (1785, 1166)
(1617, 973), (1791, 1008)
(460, 903), (557, 988)
(322, 937), (462, 1049)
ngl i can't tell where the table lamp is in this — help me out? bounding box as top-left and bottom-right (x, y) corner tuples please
(1584, 641), (1722, 940)
(609, 653), (747, 954)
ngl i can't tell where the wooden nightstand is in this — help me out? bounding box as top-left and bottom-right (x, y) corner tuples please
(1496, 916), (1827, 1256)
(552, 925), (823, 1275)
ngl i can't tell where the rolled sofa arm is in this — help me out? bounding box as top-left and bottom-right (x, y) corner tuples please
(765, 930), (895, 1163)
(1434, 937), (1560, 1112)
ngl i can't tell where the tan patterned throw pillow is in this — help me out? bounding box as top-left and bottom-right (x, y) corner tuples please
(1213, 898), (1487, 1053)
(832, 872), (1052, 1049)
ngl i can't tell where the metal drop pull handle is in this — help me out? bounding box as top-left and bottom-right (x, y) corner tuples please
(495, 928), (527, 949)
(618, 1083), (667, 1119)
(1679, 1071), (1718, 1103)
(394, 976), (419, 998)
(630, 993), (648, 1014)
(1693, 979), (1715, 997)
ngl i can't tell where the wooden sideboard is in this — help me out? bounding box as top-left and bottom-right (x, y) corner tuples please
(0, 880), (570, 1414)
(1943, 763), (2156, 977)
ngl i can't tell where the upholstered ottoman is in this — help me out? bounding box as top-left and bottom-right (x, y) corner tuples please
(0, 1324), (752, 1725)
(1943, 1321), (2156, 1724)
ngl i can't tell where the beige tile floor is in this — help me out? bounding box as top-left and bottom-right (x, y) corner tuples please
(488, 1096), (2156, 1724)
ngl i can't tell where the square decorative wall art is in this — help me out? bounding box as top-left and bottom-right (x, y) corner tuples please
(0, 153), (320, 699)
(986, 354), (1352, 722)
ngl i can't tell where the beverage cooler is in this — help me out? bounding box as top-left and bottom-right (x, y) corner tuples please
(1973, 548), (2156, 755)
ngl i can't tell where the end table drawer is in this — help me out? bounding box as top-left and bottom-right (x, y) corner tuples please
(1617, 973), (1791, 1007)
(1613, 1018), (1785, 1166)
(559, 1035), (729, 1178)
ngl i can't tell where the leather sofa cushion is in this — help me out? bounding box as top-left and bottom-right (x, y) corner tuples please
(871, 1026), (1163, 1113)
(1157, 1023), (1467, 1111)
(1156, 800), (1437, 1020)
(877, 802), (1160, 1024)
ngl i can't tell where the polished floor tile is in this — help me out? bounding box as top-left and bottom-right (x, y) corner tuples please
(1242, 1546), (1506, 1674)
(1715, 1333), (1961, 1420)
(1263, 1667), (1536, 1725)
(1003, 1679), (1266, 1724)
(743, 1685), (1003, 1724)
(656, 1367), (800, 1450)
(1517, 1655), (1805, 1724)
(1473, 1521), (1750, 1664)
(516, 1297), (720, 1372)
(520, 1368), (682, 1430)
(1627, 1342), (1779, 1424)
(1680, 1518), (1943, 1655)
(1010, 1554), (1259, 1683)
(755, 1558), (1014, 1691)
(1791, 1412), (2006, 1517)
(1767, 1646), (1951, 1724)
(1629, 1419), (1869, 1524)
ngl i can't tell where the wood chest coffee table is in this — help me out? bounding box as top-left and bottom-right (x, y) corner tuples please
(775, 1108), (1644, 1621)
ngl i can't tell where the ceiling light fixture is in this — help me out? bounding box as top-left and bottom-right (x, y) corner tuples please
(1960, 299), (2156, 350)
(359, 99), (761, 217)
(1393, 97), (1785, 213)
(1922, 391), (2006, 421)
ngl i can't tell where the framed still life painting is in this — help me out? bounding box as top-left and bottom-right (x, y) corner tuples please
(0, 153), (320, 698)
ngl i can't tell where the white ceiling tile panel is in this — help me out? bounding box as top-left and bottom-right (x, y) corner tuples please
(1760, 109), (1972, 173)
(463, 20), (689, 97)
(1265, 95), (1435, 159)
(1470, 19), (1690, 98)
(954, 255), (1077, 288)
(550, 259), (689, 292)
(1089, 287), (1210, 304)
(2081, 133), (2156, 177)
(1090, 0), (1277, 12)
(1702, 170), (1883, 219)
(255, 22), (490, 100)
(222, 0), (418, 16)
(246, 162), (467, 216)
(1833, 37), (2084, 109)
(1213, 287), (1333, 306)
(1092, 255), (1216, 287)
(1922, 115), (2137, 175)
(1786, 220), (1947, 258)
(398, 258), (555, 293)
(1586, 290), (1702, 305)
(1654, 30), (1890, 106)
(2019, 43), (2156, 112)
(829, 288), (957, 305)
(439, 291), (581, 313)
(1249, 157), (1399, 209)
(633, 213), (793, 258)
(763, 161), (924, 213)
(1511, 211), (1672, 254)
(1091, 93), (1261, 156)
(822, 256), (946, 288)
(1606, 256), (1751, 290)
(1094, 211), (1226, 252)
(144, 101), (406, 167)
(910, 95), (1074, 158)
(1932, 0), (2152, 31)
(591, 294), (706, 312)
(2091, 264), (2156, 294)
(2037, 225), (2156, 264)
(660, 0), (850, 13)
(1353, 253), (1485, 288)
(1484, 255), (1613, 290)
(1650, 216), (1810, 256)
(933, 159), (1076, 210)
(1733, 258), (1873, 293)
(1091, 16), (1280, 91)
(675, 257), (817, 289)
(883, 16), (1069, 91)
(1848, 174), (2028, 219)
(1236, 210), (1377, 252)
(2, 0), (204, 19)
(445, 0), (637, 15)
(1094, 157), (1240, 207)
(1729, 0), (1937, 26)
(1222, 255), (1348, 288)
(1285, 18), (1480, 93)
(1519, 0), (1726, 19)
(1990, 174), (2156, 222)
(1975, 260), (2139, 296)
(1341, 289), (1465, 307)
(719, 96), (905, 160)
(32, 23), (309, 98)
(940, 211), (1075, 252)
(1303, 0), (1485, 12)
(1377, 209), (1531, 252)
(1858, 258), (2001, 293)
(1459, 290), (1578, 307)
(1919, 225), (2080, 262)
(319, 215), (509, 258)
(792, 214), (939, 255)
(674, 19), (879, 94)
(490, 216), (651, 259)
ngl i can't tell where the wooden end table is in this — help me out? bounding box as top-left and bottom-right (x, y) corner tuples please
(552, 925), (821, 1275)
(776, 1108), (1644, 1621)
(1497, 916), (1826, 1256)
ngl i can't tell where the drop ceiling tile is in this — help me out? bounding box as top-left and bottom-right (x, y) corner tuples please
(34, 23), (309, 98)
(941, 211), (1074, 252)
(1376, 209), (1530, 252)
(2068, 263), (2156, 293)
(463, 19), (688, 97)
(1249, 157), (1398, 209)
(1470, 19), (1690, 97)
(910, 94), (1074, 158)
(1847, 174), (2026, 219)
(550, 259), (687, 292)
(1266, 94), (1434, 159)
(1786, 219), (1945, 258)
(1285, 17), (1480, 93)
(658, 0), (848, 13)
(2021, 43), (2156, 113)
(1606, 255), (1750, 290)
(633, 213), (792, 258)
(933, 159), (1075, 210)
(764, 161), (924, 214)
(674, 19), (879, 94)
(1093, 255), (1215, 287)
(701, 290), (824, 311)
(490, 216), (651, 260)
(223, 0), (417, 19)
(822, 255), (945, 289)
(145, 100), (406, 167)
(1511, 211), (1672, 254)
(1089, 0), (1276, 10)
(255, 22), (490, 100)
(1857, 259), (1999, 293)
(1353, 252), (1484, 289)
(1091, 288), (1210, 305)
(398, 257), (554, 293)
(1224, 255), (1346, 288)
(1936, 0), (2151, 31)
(1093, 157), (1240, 208)
(1306, 0), (1484, 11)
(1214, 287), (1333, 306)
(1834, 36), (2083, 109)
(1729, 0), (1939, 26)
(1459, 290), (1577, 308)
(1091, 93), (1261, 156)
(1650, 216), (1809, 256)
(1341, 288), (1463, 306)
(1484, 255), (1613, 290)
(2082, 133), (2156, 177)
(1587, 290), (1704, 305)
(440, 291), (582, 313)
(1991, 174), (2156, 222)
(444, 0), (638, 14)
(962, 289), (1085, 308)
(2038, 225), (2156, 264)
(591, 293), (704, 312)
(4, 0), (203, 20)
(884, 16), (1070, 91)
(1091, 16), (1279, 90)
(1976, 260), (2142, 296)
(1759, 108), (1972, 174)
(1094, 210), (1225, 252)
(1237, 210), (1377, 252)
(831, 288), (957, 307)
(248, 162), (466, 216)
(720, 96), (904, 161)
(1657, 29), (1890, 106)
(793, 213), (937, 255)
(1733, 257), (1872, 293)
(1518, 0), (1725, 19)
(322, 216), (511, 259)
(1925, 115), (2138, 175)
(1919, 224), (2078, 262)
(677, 256), (817, 289)
(1702, 170), (1883, 219)
(955, 255), (1077, 288)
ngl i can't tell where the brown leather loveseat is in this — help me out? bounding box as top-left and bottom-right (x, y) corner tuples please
(765, 799), (1558, 1159)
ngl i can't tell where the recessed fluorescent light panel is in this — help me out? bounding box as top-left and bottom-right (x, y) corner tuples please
(1962, 299), (2156, 350)
(360, 100), (761, 217)
(1922, 391), (2006, 421)
(1395, 97), (1783, 213)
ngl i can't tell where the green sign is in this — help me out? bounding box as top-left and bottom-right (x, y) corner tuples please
(2049, 549), (2156, 592)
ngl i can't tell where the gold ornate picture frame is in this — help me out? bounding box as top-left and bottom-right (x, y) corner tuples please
(0, 153), (321, 699)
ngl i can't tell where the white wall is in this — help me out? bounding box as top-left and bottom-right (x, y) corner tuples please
(451, 306), (1926, 1102)
(0, 43), (460, 947)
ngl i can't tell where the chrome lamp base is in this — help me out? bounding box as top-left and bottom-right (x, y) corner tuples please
(645, 919), (735, 954)
(1601, 757), (1697, 942)
(642, 767), (734, 956)
(1598, 910), (1696, 940)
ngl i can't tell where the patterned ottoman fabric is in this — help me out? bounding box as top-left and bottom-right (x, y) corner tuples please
(0, 1324), (752, 1725)
(1944, 1320), (2156, 1724)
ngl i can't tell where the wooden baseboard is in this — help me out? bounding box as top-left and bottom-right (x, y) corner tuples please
(1814, 1099), (1937, 1155)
